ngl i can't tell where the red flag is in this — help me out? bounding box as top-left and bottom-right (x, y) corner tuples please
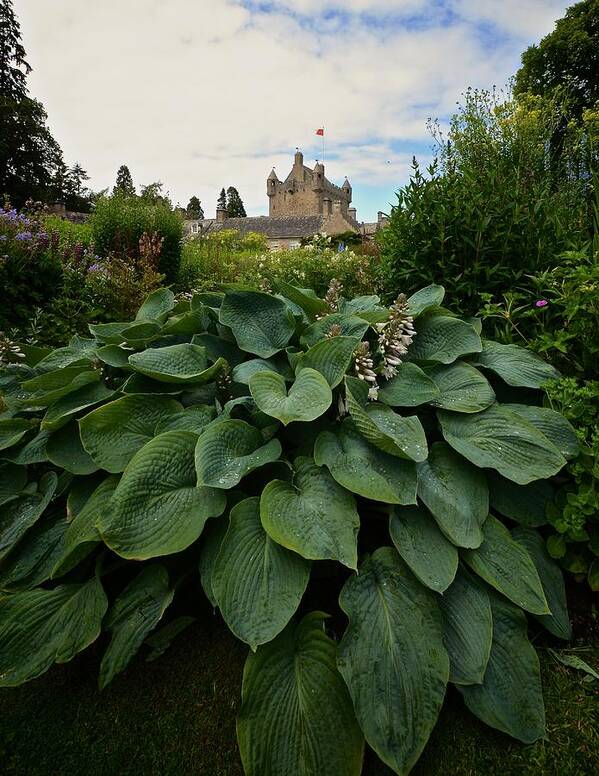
(315, 128), (324, 136)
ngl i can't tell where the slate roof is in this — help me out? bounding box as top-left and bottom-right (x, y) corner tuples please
(192, 215), (326, 239)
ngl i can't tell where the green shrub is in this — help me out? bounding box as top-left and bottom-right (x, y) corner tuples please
(0, 282), (577, 774)
(90, 194), (183, 281)
(179, 230), (375, 297)
(377, 89), (594, 315)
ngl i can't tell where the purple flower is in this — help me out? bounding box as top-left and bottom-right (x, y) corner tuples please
(0, 235), (6, 241)
(87, 262), (102, 273)
(15, 231), (33, 241)
(535, 299), (549, 308)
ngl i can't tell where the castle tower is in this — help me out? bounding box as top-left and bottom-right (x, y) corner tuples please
(267, 168), (279, 216)
(312, 161), (324, 192)
(342, 177), (352, 204)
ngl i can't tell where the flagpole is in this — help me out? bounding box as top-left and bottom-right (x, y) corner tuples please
(322, 127), (325, 164)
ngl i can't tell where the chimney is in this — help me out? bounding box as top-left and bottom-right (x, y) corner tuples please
(323, 197), (332, 216)
(216, 204), (227, 223)
(294, 148), (304, 170)
(348, 207), (357, 221)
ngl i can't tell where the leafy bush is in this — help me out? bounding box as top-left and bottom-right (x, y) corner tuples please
(0, 282), (577, 775)
(179, 230), (374, 297)
(90, 194), (183, 281)
(377, 89), (594, 315)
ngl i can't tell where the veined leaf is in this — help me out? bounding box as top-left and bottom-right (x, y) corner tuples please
(389, 506), (458, 592)
(378, 362), (440, 407)
(250, 368), (332, 425)
(0, 471), (57, 561)
(99, 431), (226, 559)
(438, 404), (566, 485)
(1, 429), (51, 465)
(337, 548), (449, 775)
(0, 512), (67, 592)
(299, 313), (369, 348)
(458, 594), (545, 743)
(417, 442), (488, 548)
(46, 420), (99, 475)
(135, 287), (175, 321)
(439, 566), (492, 685)
(195, 419), (281, 489)
(488, 471), (553, 527)
(296, 336), (359, 388)
(128, 343), (224, 384)
(314, 420), (417, 504)
(219, 290), (295, 358)
(0, 577), (107, 686)
(471, 339), (559, 389)
(237, 612), (364, 776)
(0, 418), (34, 451)
(503, 403), (579, 460)
(79, 394), (182, 472)
(427, 361), (495, 413)
(407, 284), (445, 316)
(154, 405), (216, 435)
(41, 381), (114, 432)
(513, 527), (571, 640)
(408, 315), (481, 364)
(0, 463), (27, 506)
(232, 358), (290, 385)
(198, 516), (228, 607)
(212, 497), (310, 649)
(462, 515), (549, 615)
(99, 565), (174, 689)
(21, 367), (100, 407)
(260, 456), (359, 569)
(274, 280), (328, 318)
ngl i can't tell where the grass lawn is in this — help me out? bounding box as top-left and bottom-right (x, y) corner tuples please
(1, 598), (597, 776)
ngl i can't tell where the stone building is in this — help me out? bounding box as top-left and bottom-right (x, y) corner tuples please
(184, 150), (387, 249)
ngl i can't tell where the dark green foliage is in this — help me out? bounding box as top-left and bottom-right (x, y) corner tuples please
(226, 186), (246, 218)
(186, 195), (204, 219)
(217, 187), (227, 210)
(0, 0), (30, 101)
(90, 194), (183, 281)
(113, 165), (135, 197)
(0, 283), (573, 775)
(515, 0), (599, 121)
(377, 89), (593, 316)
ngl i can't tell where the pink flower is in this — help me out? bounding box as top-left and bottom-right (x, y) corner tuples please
(535, 299), (548, 308)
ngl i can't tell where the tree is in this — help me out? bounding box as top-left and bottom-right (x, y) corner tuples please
(114, 164), (135, 196)
(226, 186), (247, 218)
(217, 187), (227, 210)
(140, 181), (171, 207)
(186, 195), (204, 219)
(0, 0), (30, 101)
(0, 0), (66, 207)
(515, 0), (599, 121)
(61, 162), (92, 212)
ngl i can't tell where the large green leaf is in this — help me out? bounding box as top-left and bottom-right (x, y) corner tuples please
(274, 280), (328, 318)
(438, 404), (566, 485)
(337, 548), (449, 775)
(378, 362), (440, 407)
(250, 368), (332, 425)
(144, 616), (196, 662)
(128, 343), (224, 384)
(99, 565), (174, 689)
(406, 284), (445, 316)
(46, 420), (99, 475)
(237, 612), (364, 776)
(0, 463), (27, 506)
(314, 420), (417, 504)
(99, 431), (226, 559)
(1, 429), (51, 465)
(488, 472), (553, 527)
(503, 403), (579, 460)
(195, 419), (281, 489)
(53, 476), (119, 577)
(0, 471), (57, 561)
(79, 394), (182, 472)
(0, 418), (34, 451)
(232, 357), (290, 385)
(417, 442), (488, 548)
(36, 335), (97, 371)
(471, 339), (559, 389)
(458, 594), (545, 743)
(438, 566), (492, 685)
(389, 506), (458, 592)
(219, 290), (295, 358)
(0, 577), (107, 686)
(0, 512), (67, 592)
(154, 405), (216, 435)
(300, 313), (369, 348)
(462, 515), (549, 615)
(345, 377), (428, 462)
(198, 516), (228, 607)
(212, 497), (310, 649)
(408, 316), (481, 364)
(296, 336), (359, 388)
(260, 456), (359, 569)
(21, 367), (100, 407)
(41, 381), (114, 432)
(512, 527), (571, 640)
(135, 287), (175, 321)
(427, 361), (495, 413)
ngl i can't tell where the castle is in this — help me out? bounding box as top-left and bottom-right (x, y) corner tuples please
(184, 150), (387, 249)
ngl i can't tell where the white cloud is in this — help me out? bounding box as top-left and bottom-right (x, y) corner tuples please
(16, 0), (569, 221)
(452, 1), (566, 38)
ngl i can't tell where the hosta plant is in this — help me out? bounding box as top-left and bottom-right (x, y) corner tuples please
(0, 282), (577, 775)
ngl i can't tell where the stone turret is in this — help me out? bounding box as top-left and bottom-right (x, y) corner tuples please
(267, 168), (279, 199)
(342, 177), (352, 203)
(312, 161), (324, 193)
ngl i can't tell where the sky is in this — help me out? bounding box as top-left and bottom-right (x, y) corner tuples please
(16, 0), (570, 222)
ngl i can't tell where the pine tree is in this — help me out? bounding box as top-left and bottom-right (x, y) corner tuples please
(217, 187), (227, 210)
(226, 186), (247, 218)
(0, 0), (30, 101)
(114, 164), (135, 196)
(186, 195), (204, 219)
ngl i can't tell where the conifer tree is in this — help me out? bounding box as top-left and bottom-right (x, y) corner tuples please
(226, 186), (247, 218)
(114, 164), (135, 196)
(186, 196), (204, 219)
(0, 0), (30, 101)
(217, 187), (227, 210)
